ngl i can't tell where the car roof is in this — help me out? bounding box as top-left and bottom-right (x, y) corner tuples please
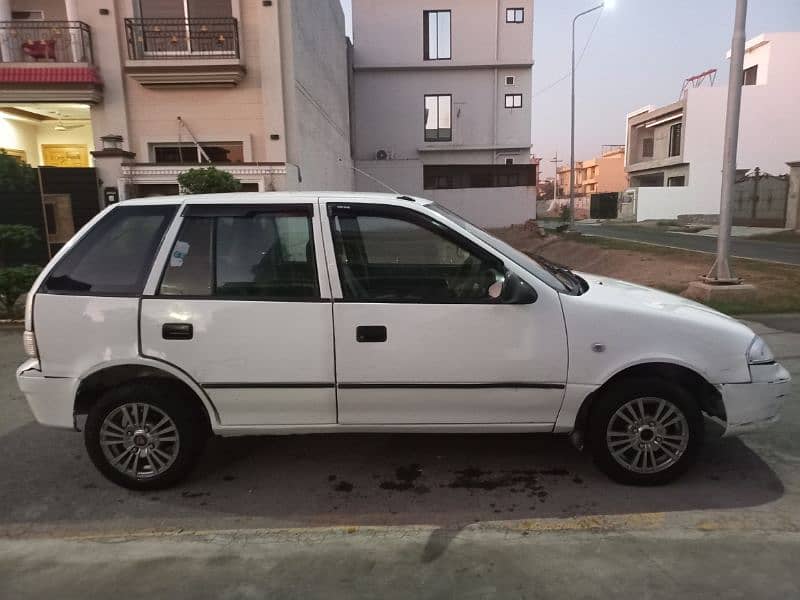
(121, 192), (432, 206)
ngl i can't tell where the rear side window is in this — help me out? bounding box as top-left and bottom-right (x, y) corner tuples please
(159, 209), (320, 300)
(43, 205), (177, 295)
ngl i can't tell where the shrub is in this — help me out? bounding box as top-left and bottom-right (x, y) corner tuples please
(0, 265), (40, 317)
(0, 151), (37, 193)
(177, 167), (242, 194)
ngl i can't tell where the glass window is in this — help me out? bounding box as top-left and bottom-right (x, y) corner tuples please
(642, 137), (654, 158)
(505, 94), (523, 108)
(669, 123), (682, 157)
(743, 65), (758, 86)
(159, 210), (319, 300)
(424, 95), (452, 142)
(423, 10), (451, 60)
(152, 142), (244, 164)
(43, 205), (176, 295)
(506, 8), (524, 23)
(330, 208), (504, 303)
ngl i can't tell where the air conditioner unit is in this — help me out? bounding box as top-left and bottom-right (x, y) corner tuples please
(375, 149), (389, 160)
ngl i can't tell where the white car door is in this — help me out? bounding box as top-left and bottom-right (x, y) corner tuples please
(140, 201), (336, 426)
(321, 199), (568, 425)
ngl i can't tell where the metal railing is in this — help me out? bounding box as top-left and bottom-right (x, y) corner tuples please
(0, 21), (93, 63)
(124, 18), (240, 60)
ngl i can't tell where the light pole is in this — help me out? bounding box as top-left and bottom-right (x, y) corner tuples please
(550, 152), (563, 201)
(570, 2), (605, 228)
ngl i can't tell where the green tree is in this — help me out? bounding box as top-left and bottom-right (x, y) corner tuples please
(0, 151), (37, 193)
(177, 166), (242, 194)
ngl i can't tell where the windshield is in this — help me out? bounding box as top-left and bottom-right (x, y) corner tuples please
(426, 203), (575, 293)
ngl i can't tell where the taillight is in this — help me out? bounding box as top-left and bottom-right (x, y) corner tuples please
(23, 330), (38, 359)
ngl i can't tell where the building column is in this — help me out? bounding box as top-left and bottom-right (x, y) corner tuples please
(786, 162), (800, 230)
(0, 0), (13, 62)
(64, 0), (85, 61)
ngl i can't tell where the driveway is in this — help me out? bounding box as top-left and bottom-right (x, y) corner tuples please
(1, 321), (799, 598)
(574, 222), (800, 266)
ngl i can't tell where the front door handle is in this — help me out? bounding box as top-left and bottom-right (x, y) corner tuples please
(162, 323), (193, 340)
(356, 325), (387, 343)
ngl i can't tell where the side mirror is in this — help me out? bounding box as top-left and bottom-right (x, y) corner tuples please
(488, 272), (538, 304)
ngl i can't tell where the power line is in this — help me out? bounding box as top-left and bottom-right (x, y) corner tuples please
(532, 8), (604, 98)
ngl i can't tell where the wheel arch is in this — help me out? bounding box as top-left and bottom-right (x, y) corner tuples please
(73, 359), (218, 431)
(571, 361), (725, 445)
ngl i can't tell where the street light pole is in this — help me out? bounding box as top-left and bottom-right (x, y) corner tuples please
(550, 152), (563, 201)
(706, 0), (748, 282)
(570, 2), (604, 228)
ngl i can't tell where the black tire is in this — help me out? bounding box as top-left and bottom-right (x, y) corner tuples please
(85, 381), (209, 490)
(587, 377), (703, 486)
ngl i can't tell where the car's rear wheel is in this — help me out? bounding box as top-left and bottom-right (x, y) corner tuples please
(85, 381), (208, 490)
(588, 377), (703, 485)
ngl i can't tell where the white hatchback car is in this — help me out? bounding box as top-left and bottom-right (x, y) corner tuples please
(17, 193), (790, 489)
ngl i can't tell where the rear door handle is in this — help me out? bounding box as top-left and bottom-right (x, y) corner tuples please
(162, 323), (193, 340)
(356, 325), (387, 343)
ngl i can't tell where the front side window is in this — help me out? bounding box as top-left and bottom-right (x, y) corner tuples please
(43, 205), (177, 295)
(424, 95), (452, 142)
(669, 123), (682, 157)
(505, 93), (523, 108)
(152, 142), (244, 164)
(329, 206), (504, 303)
(159, 208), (319, 300)
(506, 8), (524, 23)
(423, 10), (451, 60)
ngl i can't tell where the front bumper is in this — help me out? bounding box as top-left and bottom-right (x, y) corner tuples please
(16, 359), (76, 429)
(719, 362), (791, 436)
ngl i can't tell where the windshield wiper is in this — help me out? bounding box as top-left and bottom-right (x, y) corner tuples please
(533, 254), (584, 294)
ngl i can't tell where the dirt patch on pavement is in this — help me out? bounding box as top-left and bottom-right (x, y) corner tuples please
(490, 226), (800, 313)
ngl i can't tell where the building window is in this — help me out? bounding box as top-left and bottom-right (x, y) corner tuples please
(506, 8), (524, 23)
(138, 0), (232, 19)
(424, 95), (452, 142)
(423, 10), (451, 60)
(642, 137), (654, 158)
(504, 94), (522, 109)
(152, 142), (244, 164)
(743, 65), (758, 86)
(11, 10), (45, 20)
(668, 123), (682, 157)
(667, 176), (686, 187)
(423, 164), (536, 189)
(505, 76), (515, 85)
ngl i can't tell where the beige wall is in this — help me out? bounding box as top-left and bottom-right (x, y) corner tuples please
(11, 0), (66, 19)
(596, 151), (627, 193)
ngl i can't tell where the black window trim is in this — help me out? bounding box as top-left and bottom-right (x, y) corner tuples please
(39, 204), (178, 298)
(506, 7), (525, 23)
(505, 93), (523, 109)
(423, 9), (452, 61)
(327, 203), (509, 305)
(424, 93), (453, 142)
(156, 203), (324, 303)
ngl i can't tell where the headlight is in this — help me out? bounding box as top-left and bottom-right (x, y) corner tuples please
(747, 335), (774, 365)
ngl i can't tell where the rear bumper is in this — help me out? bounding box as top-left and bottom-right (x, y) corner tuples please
(16, 359), (76, 429)
(719, 362), (791, 436)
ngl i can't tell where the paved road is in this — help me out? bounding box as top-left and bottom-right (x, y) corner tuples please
(0, 321), (799, 598)
(573, 223), (800, 265)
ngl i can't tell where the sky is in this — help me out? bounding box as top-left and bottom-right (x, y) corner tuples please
(338, 1), (800, 178)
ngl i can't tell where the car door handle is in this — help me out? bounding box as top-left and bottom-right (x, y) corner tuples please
(356, 325), (387, 343)
(162, 323), (193, 340)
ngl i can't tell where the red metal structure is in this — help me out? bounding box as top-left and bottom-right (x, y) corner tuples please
(679, 68), (717, 99)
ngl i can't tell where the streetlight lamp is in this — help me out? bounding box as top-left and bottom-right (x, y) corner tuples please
(569, 2), (606, 228)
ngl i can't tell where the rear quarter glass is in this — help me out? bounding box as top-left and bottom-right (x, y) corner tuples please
(41, 205), (178, 296)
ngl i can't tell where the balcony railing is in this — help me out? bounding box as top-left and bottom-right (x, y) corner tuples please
(125, 18), (240, 60)
(0, 21), (94, 63)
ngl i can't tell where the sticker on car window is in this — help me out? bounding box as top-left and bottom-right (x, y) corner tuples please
(170, 240), (190, 267)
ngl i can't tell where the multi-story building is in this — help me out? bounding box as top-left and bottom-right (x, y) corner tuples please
(556, 146), (627, 197)
(351, 0), (536, 227)
(624, 32), (800, 222)
(0, 0), (353, 216)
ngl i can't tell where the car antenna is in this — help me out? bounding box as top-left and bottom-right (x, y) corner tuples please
(340, 158), (401, 194)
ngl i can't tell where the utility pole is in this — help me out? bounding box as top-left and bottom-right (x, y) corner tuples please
(706, 0), (747, 282)
(550, 153), (563, 201)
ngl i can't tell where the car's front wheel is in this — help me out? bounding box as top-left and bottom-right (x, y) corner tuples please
(85, 381), (208, 490)
(588, 377), (703, 485)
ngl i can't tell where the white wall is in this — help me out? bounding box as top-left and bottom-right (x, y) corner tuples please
(427, 186), (536, 227)
(0, 116), (94, 167)
(635, 187), (696, 222)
